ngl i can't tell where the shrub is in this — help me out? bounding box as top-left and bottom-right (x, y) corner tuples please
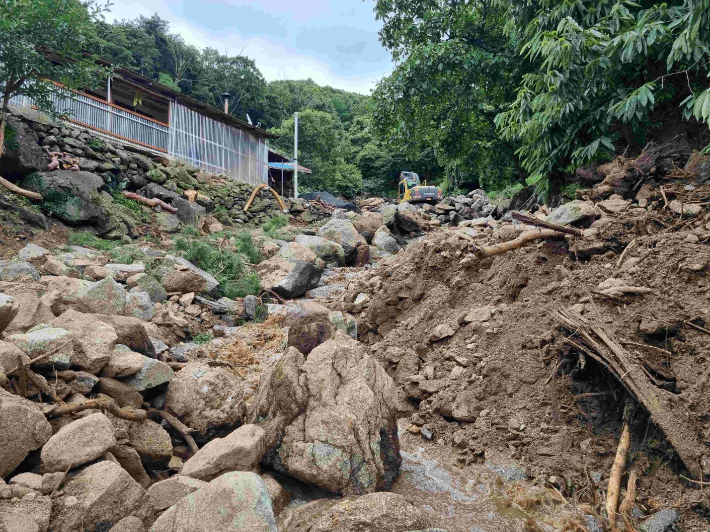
(261, 214), (289, 239)
(86, 138), (103, 150)
(193, 332), (213, 344)
(234, 231), (261, 264)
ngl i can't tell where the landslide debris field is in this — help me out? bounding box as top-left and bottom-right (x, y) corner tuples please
(2, 125), (710, 532)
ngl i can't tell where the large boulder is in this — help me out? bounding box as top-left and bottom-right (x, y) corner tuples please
(161, 255), (219, 296)
(49, 310), (118, 374)
(372, 226), (399, 254)
(118, 357), (174, 392)
(278, 243), (317, 264)
(0, 388), (53, 477)
(128, 419), (173, 470)
(181, 424), (266, 481)
(0, 341), (28, 375)
(256, 258), (322, 299)
(284, 301), (357, 355)
(278, 492), (433, 532)
(293, 235), (345, 266)
(150, 471), (277, 532)
(0, 493), (52, 532)
(74, 277), (127, 315)
(0, 261), (40, 281)
(0, 116), (48, 178)
(147, 475), (207, 512)
(163, 361), (246, 442)
(50, 461), (152, 532)
(546, 200), (596, 226)
(248, 334), (401, 495)
(1, 292), (54, 335)
(40, 413), (116, 472)
(316, 219), (367, 265)
(5, 326), (74, 370)
(352, 212), (384, 244)
(0, 293), (20, 334)
(93, 314), (155, 357)
(23, 170), (105, 225)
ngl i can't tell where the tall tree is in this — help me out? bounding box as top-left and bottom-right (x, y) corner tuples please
(495, 0), (710, 195)
(0, 0), (110, 199)
(372, 0), (529, 193)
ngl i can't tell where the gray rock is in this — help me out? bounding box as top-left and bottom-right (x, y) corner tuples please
(128, 153), (153, 171)
(172, 197), (206, 226)
(23, 170), (106, 225)
(306, 285), (345, 299)
(75, 277), (127, 315)
(119, 357), (174, 392)
(640, 509), (680, 532)
(0, 116), (48, 176)
(256, 258), (322, 299)
(150, 337), (169, 356)
(168, 342), (200, 362)
(18, 243), (49, 260)
(245, 295), (258, 319)
(546, 200), (596, 226)
(147, 476), (207, 512)
(294, 235), (346, 266)
(105, 263), (146, 280)
(316, 219), (367, 265)
(373, 226), (399, 254)
(584, 515), (604, 532)
(193, 296), (236, 314)
(126, 292), (155, 321)
(382, 204), (397, 226)
(134, 274), (167, 303)
(157, 212), (181, 233)
(0, 261), (40, 281)
(150, 471), (277, 532)
(484, 451), (526, 481)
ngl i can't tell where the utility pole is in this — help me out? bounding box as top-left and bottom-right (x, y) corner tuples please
(293, 112), (299, 199)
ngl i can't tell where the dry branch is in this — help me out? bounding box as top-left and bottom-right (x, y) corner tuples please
(151, 409), (199, 455)
(551, 309), (709, 479)
(6, 340), (74, 376)
(122, 191), (178, 213)
(45, 398), (146, 421)
(474, 229), (564, 258)
(511, 211), (583, 237)
(619, 470), (638, 521)
(0, 175), (43, 200)
(606, 403), (632, 530)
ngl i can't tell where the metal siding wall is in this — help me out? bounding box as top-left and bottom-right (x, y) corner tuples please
(168, 103), (267, 184)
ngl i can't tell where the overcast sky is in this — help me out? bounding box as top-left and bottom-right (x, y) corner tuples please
(105, 0), (393, 95)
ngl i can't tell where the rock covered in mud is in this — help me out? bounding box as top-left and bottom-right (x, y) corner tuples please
(278, 492), (433, 532)
(150, 471), (277, 532)
(352, 212), (384, 244)
(163, 361), (246, 441)
(0, 388), (53, 477)
(293, 235), (345, 265)
(372, 225), (399, 254)
(248, 334), (401, 495)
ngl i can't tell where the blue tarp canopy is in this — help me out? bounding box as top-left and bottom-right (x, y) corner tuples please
(268, 162), (312, 174)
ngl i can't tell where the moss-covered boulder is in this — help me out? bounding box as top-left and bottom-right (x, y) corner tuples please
(23, 170), (106, 225)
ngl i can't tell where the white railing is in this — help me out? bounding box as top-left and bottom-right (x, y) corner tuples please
(9, 88), (170, 153)
(170, 103), (268, 185)
(9, 88), (268, 185)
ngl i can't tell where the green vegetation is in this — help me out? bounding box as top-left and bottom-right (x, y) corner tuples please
(173, 237), (261, 298)
(180, 225), (200, 237)
(234, 231), (261, 265)
(0, 0), (109, 162)
(192, 333), (213, 345)
(86, 138), (103, 150)
(4, 125), (19, 151)
(68, 231), (126, 251)
(111, 191), (150, 222)
(261, 215), (289, 239)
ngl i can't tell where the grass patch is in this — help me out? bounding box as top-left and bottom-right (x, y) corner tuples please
(173, 238), (261, 298)
(261, 214), (289, 239)
(234, 231), (261, 264)
(68, 231), (125, 251)
(111, 190), (150, 222)
(487, 183), (524, 201)
(193, 332), (213, 344)
(181, 225), (200, 237)
(562, 183), (582, 200)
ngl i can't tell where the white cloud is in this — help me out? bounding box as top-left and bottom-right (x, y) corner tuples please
(104, 0), (392, 94)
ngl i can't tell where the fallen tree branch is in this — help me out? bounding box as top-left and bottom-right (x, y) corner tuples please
(606, 403), (633, 530)
(684, 321), (710, 336)
(26, 369), (64, 404)
(122, 191), (178, 214)
(551, 309), (708, 479)
(511, 212), (583, 237)
(44, 398), (146, 421)
(616, 239), (637, 268)
(474, 229), (564, 258)
(0, 175), (43, 200)
(260, 288), (284, 304)
(619, 470), (638, 524)
(151, 409), (199, 455)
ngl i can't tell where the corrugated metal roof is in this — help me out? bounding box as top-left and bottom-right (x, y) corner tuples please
(268, 162), (312, 174)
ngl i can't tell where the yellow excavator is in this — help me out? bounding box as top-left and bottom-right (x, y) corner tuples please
(397, 171), (442, 204)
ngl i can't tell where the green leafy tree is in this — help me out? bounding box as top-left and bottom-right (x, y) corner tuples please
(494, 0), (710, 196)
(0, 0), (110, 197)
(372, 0), (529, 193)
